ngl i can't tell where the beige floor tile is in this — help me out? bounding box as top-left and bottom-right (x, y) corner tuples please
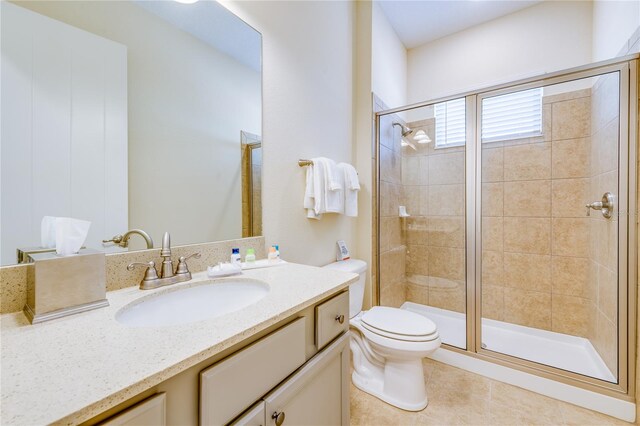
(427, 363), (492, 399)
(350, 358), (629, 426)
(490, 381), (564, 424)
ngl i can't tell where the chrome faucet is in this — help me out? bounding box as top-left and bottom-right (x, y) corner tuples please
(127, 232), (201, 290)
(103, 229), (154, 249)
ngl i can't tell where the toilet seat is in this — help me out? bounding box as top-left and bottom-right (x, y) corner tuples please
(360, 307), (438, 342)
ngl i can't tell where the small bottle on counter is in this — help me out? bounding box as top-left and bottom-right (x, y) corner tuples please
(245, 248), (256, 264)
(268, 246), (278, 264)
(273, 244), (280, 260)
(230, 248), (241, 265)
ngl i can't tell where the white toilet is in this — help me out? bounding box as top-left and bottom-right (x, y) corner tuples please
(323, 259), (441, 411)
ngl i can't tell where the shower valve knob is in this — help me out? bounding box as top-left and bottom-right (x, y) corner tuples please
(585, 192), (614, 219)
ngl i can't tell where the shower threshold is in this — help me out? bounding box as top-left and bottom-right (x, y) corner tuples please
(401, 302), (616, 383)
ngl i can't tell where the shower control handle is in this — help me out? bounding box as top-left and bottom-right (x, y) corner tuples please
(585, 192), (614, 219)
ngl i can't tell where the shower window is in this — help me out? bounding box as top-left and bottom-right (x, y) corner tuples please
(481, 87), (543, 143)
(434, 98), (466, 148)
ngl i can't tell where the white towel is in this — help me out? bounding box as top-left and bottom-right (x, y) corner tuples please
(315, 157), (343, 214)
(338, 163), (359, 217)
(304, 166), (321, 220)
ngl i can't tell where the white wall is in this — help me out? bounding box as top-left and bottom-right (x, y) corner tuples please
(14, 1), (261, 249)
(223, 1), (356, 267)
(372, 3), (407, 109)
(407, 1), (593, 103)
(592, 0), (640, 61)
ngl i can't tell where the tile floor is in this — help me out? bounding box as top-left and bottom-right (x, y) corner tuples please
(350, 358), (631, 425)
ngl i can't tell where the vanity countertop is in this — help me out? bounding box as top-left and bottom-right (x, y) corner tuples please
(0, 262), (357, 425)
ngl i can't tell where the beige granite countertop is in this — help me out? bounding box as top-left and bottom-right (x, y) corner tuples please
(0, 262), (357, 425)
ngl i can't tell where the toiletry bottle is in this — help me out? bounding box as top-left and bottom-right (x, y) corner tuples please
(245, 248), (256, 264)
(268, 247), (277, 264)
(273, 244), (280, 260)
(231, 248), (241, 265)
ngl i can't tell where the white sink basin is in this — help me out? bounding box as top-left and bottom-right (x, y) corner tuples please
(116, 278), (270, 327)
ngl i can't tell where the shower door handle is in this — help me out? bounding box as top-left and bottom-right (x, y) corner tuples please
(585, 192), (614, 219)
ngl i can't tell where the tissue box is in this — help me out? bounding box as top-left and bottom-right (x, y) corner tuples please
(24, 249), (108, 324)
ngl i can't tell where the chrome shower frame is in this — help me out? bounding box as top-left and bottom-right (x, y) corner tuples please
(374, 54), (639, 401)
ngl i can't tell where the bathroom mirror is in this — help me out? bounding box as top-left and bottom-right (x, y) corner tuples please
(0, 0), (262, 266)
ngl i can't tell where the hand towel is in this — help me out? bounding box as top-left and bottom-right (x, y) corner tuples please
(338, 163), (359, 217)
(304, 166), (321, 219)
(315, 157), (343, 214)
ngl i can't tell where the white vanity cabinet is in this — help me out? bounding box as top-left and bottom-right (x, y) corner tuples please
(230, 403), (265, 426)
(264, 332), (350, 426)
(200, 290), (350, 426)
(85, 289), (350, 426)
(231, 332), (349, 426)
(101, 393), (166, 426)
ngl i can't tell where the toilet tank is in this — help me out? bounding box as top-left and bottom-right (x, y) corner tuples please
(322, 259), (367, 318)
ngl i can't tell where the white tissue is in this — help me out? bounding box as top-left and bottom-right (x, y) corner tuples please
(41, 216), (57, 248)
(52, 217), (91, 256)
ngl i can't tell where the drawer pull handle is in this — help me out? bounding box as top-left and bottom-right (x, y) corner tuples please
(335, 314), (345, 324)
(272, 411), (285, 426)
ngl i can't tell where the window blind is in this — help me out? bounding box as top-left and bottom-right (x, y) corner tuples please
(481, 87), (543, 143)
(434, 98), (466, 148)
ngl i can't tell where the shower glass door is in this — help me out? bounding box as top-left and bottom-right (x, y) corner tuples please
(477, 70), (623, 383)
(377, 98), (468, 349)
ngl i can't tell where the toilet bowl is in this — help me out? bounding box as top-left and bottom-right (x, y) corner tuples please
(323, 259), (441, 411)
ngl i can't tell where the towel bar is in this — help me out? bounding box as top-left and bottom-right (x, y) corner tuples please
(298, 159), (313, 167)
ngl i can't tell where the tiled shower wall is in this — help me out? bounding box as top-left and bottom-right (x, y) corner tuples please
(402, 119), (466, 313)
(480, 88), (594, 335)
(379, 115), (406, 308)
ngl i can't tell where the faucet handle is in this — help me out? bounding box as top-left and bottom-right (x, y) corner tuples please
(176, 252), (201, 275)
(127, 261), (159, 281)
(103, 234), (125, 246)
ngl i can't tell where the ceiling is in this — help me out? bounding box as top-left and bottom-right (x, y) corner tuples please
(377, 0), (543, 49)
(134, 1), (261, 72)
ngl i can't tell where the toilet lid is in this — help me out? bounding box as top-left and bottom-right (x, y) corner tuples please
(361, 306), (437, 338)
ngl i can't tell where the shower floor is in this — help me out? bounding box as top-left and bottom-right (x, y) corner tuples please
(401, 302), (616, 383)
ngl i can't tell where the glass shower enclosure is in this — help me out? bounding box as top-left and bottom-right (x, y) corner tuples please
(375, 56), (637, 397)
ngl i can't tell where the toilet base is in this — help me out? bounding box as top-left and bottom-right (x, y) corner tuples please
(352, 366), (428, 411)
(350, 332), (430, 411)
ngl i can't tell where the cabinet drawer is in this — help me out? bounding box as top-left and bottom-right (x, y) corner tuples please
(101, 393), (166, 426)
(231, 402), (265, 426)
(315, 291), (349, 350)
(200, 318), (306, 426)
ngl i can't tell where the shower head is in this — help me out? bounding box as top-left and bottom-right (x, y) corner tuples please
(392, 122), (413, 137)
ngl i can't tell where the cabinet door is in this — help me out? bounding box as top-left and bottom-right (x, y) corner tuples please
(264, 332), (349, 426)
(231, 402), (265, 426)
(101, 393), (166, 426)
